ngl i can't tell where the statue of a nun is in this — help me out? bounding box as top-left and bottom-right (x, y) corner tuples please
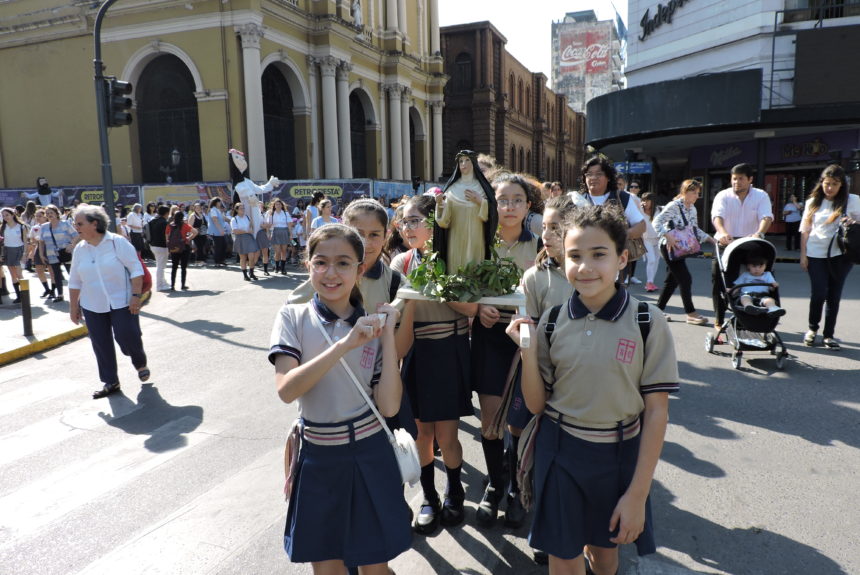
(432, 150), (498, 274)
(228, 149), (279, 234)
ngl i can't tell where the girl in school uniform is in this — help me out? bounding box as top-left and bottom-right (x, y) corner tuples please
(268, 198), (292, 275)
(230, 202), (260, 281)
(507, 204), (678, 575)
(269, 224), (410, 574)
(390, 195), (477, 535)
(471, 173), (541, 529)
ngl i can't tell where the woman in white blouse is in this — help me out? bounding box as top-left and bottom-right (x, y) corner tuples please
(799, 164), (860, 349)
(126, 203), (145, 254)
(68, 204), (150, 399)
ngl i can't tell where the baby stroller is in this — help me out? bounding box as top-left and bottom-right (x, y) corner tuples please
(705, 237), (788, 369)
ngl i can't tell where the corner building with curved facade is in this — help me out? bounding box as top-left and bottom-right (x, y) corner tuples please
(0, 0), (447, 187)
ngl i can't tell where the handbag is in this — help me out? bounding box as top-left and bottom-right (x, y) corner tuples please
(665, 201), (701, 260)
(49, 224), (73, 264)
(625, 237), (647, 261)
(308, 311), (421, 487)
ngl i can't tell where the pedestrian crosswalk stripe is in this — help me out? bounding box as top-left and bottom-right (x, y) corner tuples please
(74, 447), (285, 575)
(0, 415), (215, 544)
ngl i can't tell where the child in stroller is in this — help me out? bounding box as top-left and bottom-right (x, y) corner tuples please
(732, 254), (786, 318)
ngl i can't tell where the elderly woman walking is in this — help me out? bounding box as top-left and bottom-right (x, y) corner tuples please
(68, 204), (150, 399)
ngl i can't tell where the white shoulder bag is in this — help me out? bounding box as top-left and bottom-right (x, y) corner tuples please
(309, 311), (421, 487)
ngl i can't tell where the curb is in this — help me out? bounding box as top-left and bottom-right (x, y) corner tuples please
(0, 325), (89, 367)
(0, 291), (150, 367)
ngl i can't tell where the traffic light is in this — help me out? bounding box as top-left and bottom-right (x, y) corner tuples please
(105, 78), (133, 127)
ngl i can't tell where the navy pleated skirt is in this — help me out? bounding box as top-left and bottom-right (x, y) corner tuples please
(529, 414), (656, 559)
(255, 229), (271, 250)
(470, 319), (518, 396)
(285, 414), (412, 567)
(271, 227), (291, 245)
(402, 320), (474, 422)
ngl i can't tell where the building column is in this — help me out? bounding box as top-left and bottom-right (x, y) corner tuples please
(400, 87), (411, 181)
(386, 0), (398, 31)
(378, 83), (388, 178)
(397, 0), (407, 38)
(336, 62), (353, 178)
(237, 23), (266, 180)
(432, 101), (444, 181)
(319, 56), (340, 179)
(387, 84), (403, 180)
(306, 56), (320, 179)
(429, 0), (440, 55)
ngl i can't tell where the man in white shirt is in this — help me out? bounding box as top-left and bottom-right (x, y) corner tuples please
(710, 163), (773, 327)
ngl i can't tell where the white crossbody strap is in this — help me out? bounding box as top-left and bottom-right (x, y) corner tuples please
(308, 309), (396, 444)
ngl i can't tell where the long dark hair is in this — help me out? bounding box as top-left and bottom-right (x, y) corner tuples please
(803, 164), (848, 226)
(580, 155), (618, 194)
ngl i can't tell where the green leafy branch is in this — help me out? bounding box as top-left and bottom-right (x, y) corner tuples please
(406, 246), (522, 303)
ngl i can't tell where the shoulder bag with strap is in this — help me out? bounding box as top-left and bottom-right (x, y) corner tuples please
(49, 223), (73, 264)
(307, 310), (420, 487)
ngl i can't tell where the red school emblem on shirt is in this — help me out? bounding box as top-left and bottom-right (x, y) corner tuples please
(616, 339), (636, 364)
(360, 345), (376, 369)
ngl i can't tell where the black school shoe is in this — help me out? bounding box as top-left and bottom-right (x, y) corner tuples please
(92, 382), (121, 399)
(475, 485), (502, 527)
(440, 494), (465, 527)
(413, 495), (441, 535)
(504, 492), (526, 528)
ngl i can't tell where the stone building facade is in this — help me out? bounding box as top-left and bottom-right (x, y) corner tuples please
(440, 21), (585, 186)
(0, 0), (447, 188)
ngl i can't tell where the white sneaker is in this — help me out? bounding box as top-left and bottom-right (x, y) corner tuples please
(629, 277), (642, 285)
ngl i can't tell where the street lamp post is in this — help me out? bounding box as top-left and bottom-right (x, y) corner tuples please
(94, 0), (122, 232)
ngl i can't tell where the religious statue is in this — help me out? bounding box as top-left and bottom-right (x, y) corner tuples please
(432, 150), (498, 274)
(228, 149), (279, 234)
(352, 0), (363, 28)
(24, 177), (64, 207)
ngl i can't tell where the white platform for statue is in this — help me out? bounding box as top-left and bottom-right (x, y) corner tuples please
(393, 287), (531, 348)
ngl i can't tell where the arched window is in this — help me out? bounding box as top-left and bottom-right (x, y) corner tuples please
(519, 147), (525, 172)
(525, 86), (531, 118)
(263, 66), (296, 180)
(509, 74), (515, 111)
(526, 150), (531, 174)
(136, 54), (201, 183)
(454, 52), (472, 92)
(349, 92), (367, 178)
(517, 79), (524, 113)
(510, 145), (517, 171)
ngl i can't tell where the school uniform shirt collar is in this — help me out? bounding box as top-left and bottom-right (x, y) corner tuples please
(567, 283), (630, 321)
(518, 225), (535, 242)
(312, 293), (366, 326)
(363, 258), (384, 280)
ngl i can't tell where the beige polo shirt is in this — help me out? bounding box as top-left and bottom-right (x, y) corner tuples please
(523, 259), (572, 319)
(537, 288), (679, 432)
(269, 296), (383, 423)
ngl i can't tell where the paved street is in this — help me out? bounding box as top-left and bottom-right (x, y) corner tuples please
(0, 257), (858, 575)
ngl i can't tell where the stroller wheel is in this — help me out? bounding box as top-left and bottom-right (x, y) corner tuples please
(775, 353), (788, 370)
(705, 332), (716, 354)
(731, 353), (742, 369)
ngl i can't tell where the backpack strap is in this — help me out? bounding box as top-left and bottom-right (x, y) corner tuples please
(636, 300), (652, 346)
(544, 304), (562, 348)
(389, 268), (402, 302)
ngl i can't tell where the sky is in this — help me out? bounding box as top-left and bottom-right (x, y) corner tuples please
(438, 0), (628, 82)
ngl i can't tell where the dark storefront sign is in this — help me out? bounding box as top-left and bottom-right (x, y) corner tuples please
(691, 130), (859, 171)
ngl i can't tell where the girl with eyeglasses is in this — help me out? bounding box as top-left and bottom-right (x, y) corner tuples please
(390, 195), (477, 536)
(471, 172), (541, 530)
(269, 224), (409, 573)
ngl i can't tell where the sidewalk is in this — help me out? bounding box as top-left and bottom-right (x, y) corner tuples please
(0, 261), (285, 367)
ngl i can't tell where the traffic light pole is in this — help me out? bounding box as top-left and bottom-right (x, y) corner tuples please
(94, 0), (120, 232)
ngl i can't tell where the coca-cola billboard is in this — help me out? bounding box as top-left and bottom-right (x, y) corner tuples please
(559, 27), (610, 75)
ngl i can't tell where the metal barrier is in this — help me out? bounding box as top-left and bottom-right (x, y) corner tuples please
(19, 279), (33, 336)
